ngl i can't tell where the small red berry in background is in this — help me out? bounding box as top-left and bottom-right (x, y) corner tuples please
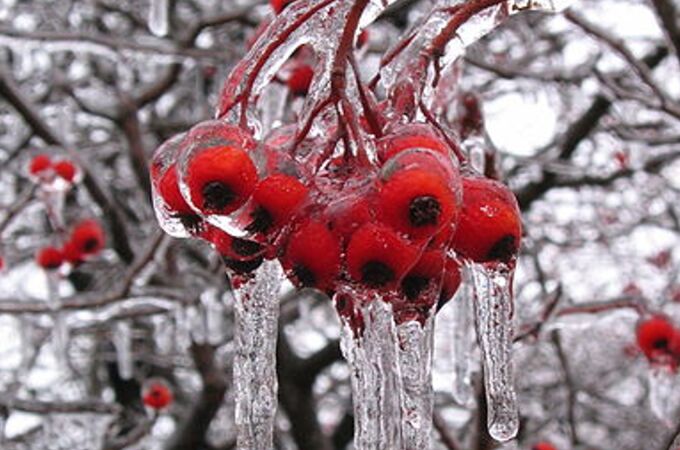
(61, 241), (85, 266)
(451, 177), (522, 264)
(270, 0), (294, 14)
(0, 255), (4, 271)
(29, 154), (52, 176)
(287, 64), (314, 97)
(36, 247), (64, 270)
(346, 223), (419, 289)
(636, 316), (680, 367)
(53, 159), (78, 183)
(532, 442), (557, 450)
(142, 380), (173, 411)
(282, 219), (342, 291)
(69, 219), (106, 256)
(185, 145), (258, 215)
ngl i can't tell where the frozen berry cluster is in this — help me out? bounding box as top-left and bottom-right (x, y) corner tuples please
(151, 118), (522, 328)
(25, 154), (106, 273)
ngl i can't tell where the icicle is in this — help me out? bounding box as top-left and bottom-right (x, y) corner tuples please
(113, 321), (134, 380)
(152, 314), (174, 355)
(339, 298), (402, 450)
(174, 303), (192, 352)
(200, 289), (226, 346)
(149, 0), (169, 37)
(649, 368), (676, 423)
(397, 317), (435, 450)
(46, 270), (70, 374)
(232, 259), (283, 450)
(451, 281), (475, 406)
(468, 263), (519, 442)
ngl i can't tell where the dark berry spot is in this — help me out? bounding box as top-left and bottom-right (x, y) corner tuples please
(408, 196), (441, 227)
(177, 214), (203, 235)
(223, 256), (263, 274)
(653, 338), (669, 350)
(230, 238), (263, 257)
(360, 261), (394, 287)
(336, 296), (348, 312)
(292, 264), (316, 287)
(402, 276), (430, 300)
(245, 207), (274, 234)
(486, 234), (518, 263)
(83, 238), (100, 252)
(202, 182), (236, 211)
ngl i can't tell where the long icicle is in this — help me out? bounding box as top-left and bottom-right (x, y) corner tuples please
(340, 298), (402, 450)
(468, 263), (519, 442)
(232, 259), (283, 450)
(397, 316), (435, 450)
(451, 280), (475, 406)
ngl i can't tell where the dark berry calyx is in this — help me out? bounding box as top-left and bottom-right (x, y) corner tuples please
(83, 238), (100, 253)
(177, 214), (203, 235)
(487, 234), (518, 263)
(292, 264), (316, 287)
(202, 182), (236, 211)
(245, 207), (274, 234)
(408, 195), (441, 227)
(223, 255), (263, 274)
(402, 276), (429, 300)
(231, 238), (263, 257)
(653, 338), (669, 350)
(360, 261), (395, 287)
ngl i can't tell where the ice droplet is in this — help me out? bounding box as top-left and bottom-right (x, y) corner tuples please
(397, 317), (435, 450)
(232, 259), (283, 450)
(467, 263), (519, 442)
(113, 321), (134, 380)
(149, 0), (169, 37)
(339, 298), (403, 450)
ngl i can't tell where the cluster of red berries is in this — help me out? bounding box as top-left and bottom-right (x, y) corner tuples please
(28, 154), (80, 185)
(152, 118), (521, 326)
(636, 315), (680, 370)
(531, 442), (557, 450)
(35, 220), (106, 271)
(142, 380), (173, 411)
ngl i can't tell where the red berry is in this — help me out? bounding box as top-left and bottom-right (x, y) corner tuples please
(36, 247), (63, 270)
(401, 249), (446, 300)
(346, 223), (420, 289)
(438, 257), (462, 310)
(201, 226), (264, 273)
(287, 64), (314, 96)
(532, 443), (557, 450)
(185, 146), (258, 215)
(70, 219), (106, 256)
(54, 160), (77, 182)
(156, 163), (203, 233)
(451, 177), (521, 264)
(636, 316), (680, 365)
(271, 0), (294, 14)
(377, 124), (452, 164)
(378, 158), (458, 240)
(29, 154), (52, 176)
(142, 382), (173, 410)
(0, 256), (4, 271)
(283, 220), (342, 291)
(61, 241), (85, 266)
(246, 174), (308, 234)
